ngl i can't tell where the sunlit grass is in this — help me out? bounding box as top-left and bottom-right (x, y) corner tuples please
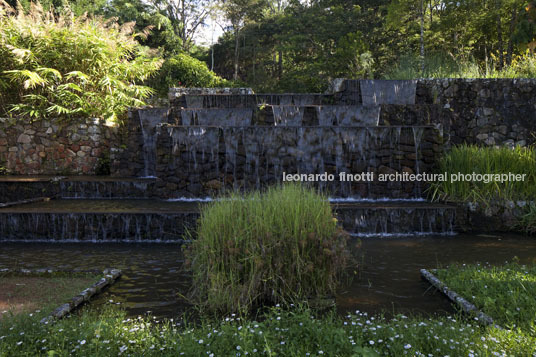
(429, 144), (536, 204)
(0, 273), (99, 319)
(436, 262), (536, 334)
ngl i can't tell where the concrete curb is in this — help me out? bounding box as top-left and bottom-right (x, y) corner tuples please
(420, 268), (502, 329)
(40, 268), (122, 324)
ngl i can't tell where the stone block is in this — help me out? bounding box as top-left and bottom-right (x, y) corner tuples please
(17, 134), (32, 144)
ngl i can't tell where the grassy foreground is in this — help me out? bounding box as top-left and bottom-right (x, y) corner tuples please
(0, 302), (535, 356)
(436, 261), (536, 333)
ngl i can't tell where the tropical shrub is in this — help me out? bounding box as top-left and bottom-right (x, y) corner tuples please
(150, 53), (229, 95)
(0, 1), (162, 123)
(184, 184), (352, 315)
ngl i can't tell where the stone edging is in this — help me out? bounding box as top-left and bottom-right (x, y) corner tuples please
(0, 197), (52, 208)
(0, 267), (121, 324)
(420, 268), (502, 329)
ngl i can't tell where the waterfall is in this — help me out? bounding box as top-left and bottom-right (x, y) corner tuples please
(315, 105), (381, 126)
(337, 204), (456, 237)
(138, 108), (167, 178)
(271, 106), (304, 126)
(412, 127), (424, 197)
(184, 95), (204, 108)
(169, 127), (219, 173)
(360, 80), (417, 105)
(180, 108), (253, 126)
(0, 212), (197, 241)
(223, 128), (239, 187)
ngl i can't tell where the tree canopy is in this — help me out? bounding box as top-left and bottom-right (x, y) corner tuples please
(4, 0), (536, 94)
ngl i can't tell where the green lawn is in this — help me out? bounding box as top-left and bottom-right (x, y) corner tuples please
(0, 274), (99, 319)
(435, 261), (536, 333)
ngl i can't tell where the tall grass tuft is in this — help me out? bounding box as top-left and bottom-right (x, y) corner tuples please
(430, 145), (536, 203)
(0, 1), (162, 123)
(518, 203), (536, 234)
(184, 184), (352, 315)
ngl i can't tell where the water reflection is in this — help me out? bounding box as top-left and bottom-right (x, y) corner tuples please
(0, 233), (535, 319)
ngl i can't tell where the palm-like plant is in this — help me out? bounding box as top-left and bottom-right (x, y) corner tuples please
(0, 1), (162, 123)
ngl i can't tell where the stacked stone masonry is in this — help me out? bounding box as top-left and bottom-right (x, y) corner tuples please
(0, 118), (118, 175)
(1, 79), (535, 185)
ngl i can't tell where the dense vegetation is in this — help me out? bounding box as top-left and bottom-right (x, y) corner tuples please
(0, 2), (161, 122)
(184, 185), (352, 315)
(0, 1), (227, 122)
(430, 145), (536, 203)
(7, 0), (536, 95)
(1, 300), (536, 355)
(210, 0), (536, 92)
(429, 144), (536, 234)
(149, 53), (229, 95)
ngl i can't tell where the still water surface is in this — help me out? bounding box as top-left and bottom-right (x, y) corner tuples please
(1, 233), (535, 319)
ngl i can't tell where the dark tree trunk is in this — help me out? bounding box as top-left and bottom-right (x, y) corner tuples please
(506, 8), (517, 66)
(496, 0), (504, 69)
(234, 27), (240, 81)
(278, 49), (283, 79)
(420, 0), (425, 75)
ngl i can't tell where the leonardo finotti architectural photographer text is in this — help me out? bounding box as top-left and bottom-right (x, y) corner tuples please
(282, 172), (527, 183)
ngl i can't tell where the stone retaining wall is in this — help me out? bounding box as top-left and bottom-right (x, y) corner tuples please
(455, 200), (534, 233)
(336, 79), (536, 147)
(0, 118), (120, 175)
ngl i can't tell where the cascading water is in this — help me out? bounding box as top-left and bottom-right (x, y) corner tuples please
(0, 80), (455, 242)
(360, 80), (418, 105)
(180, 108), (253, 126)
(169, 126), (220, 177)
(138, 108), (167, 178)
(163, 125), (435, 200)
(412, 127), (424, 196)
(184, 95), (204, 108)
(271, 105), (304, 126)
(315, 105), (381, 126)
(335, 202), (456, 237)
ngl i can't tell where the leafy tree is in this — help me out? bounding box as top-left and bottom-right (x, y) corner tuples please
(220, 0), (269, 80)
(148, 0), (215, 52)
(149, 53), (229, 94)
(103, 0), (182, 54)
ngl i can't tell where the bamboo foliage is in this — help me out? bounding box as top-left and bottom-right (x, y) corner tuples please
(0, 1), (162, 123)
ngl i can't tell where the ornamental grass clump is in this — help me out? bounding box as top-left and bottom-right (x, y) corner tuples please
(184, 184), (352, 315)
(430, 144), (536, 203)
(0, 1), (162, 123)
